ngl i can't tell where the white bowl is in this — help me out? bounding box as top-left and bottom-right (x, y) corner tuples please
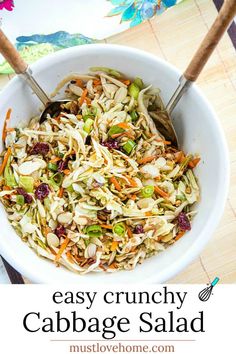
(0, 44), (229, 283)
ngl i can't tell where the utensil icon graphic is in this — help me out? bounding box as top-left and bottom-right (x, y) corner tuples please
(198, 277), (220, 302)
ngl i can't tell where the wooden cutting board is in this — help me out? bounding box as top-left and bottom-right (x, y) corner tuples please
(0, 0), (235, 284)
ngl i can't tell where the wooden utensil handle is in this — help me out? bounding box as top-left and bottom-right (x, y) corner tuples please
(0, 29), (27, 74)
(184, 0), (236, 82)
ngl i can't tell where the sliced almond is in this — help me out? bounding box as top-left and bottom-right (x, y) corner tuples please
(57, 212), (73, 225)
(69, 84), (83, 97)
(47, 233), (60, 248)
(85, 243), (97, 258)
(103, 83), (118, 98)
(114, 87), (128, 103)
(18, 159), (46, 175)
(73, 215), (88, 225)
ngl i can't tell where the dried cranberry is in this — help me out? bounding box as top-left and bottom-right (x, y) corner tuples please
(101, 140), (120, 150)
(58, 159), (68, 172)
(55, 224), (66, 237)
(16, 187), (33, 204)
(177, 212), (191, 231)
(30, 142), (49, 156)
(35, 183), (50, 201)
(133, 225), (144, 234)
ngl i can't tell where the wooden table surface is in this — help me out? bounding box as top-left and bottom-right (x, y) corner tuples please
(0, 0), (235, 283)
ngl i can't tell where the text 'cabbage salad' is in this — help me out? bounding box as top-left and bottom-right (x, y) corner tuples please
(0, 67), (200, 274)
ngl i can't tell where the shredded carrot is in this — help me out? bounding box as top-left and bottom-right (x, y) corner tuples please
(2, 185), (12, 200)
(179, 152), (186, 163)
(0, 147), (11, 175)
(156, 139), (172, 145)
(111, 133), (124, 139)
(154, 185), (169, 199)
(110, 176), (122, 191)
(63, 169), (71, 175)
(50, 156), (61, 163)
(121, 79), (131, 86)
(3, 185), (11, 191)
(42, 226), (51, 236)
(75, 79), (83, 88)
(188, 157), (201, 169)
(145, 211), (152, 216)
(108, 262), (118, 269)
(54, 115), (61, 122)
(49, 247), (57, 256)
(175, 230), (186, 241)
(124, 131), (135, 139)
(117, 122), (130, 130)
(175, 151), (184, 163)
(126, 226), (133, 238)
(125, 176), (138, 188)
(66, 251), (75, 263)
(54, 236), (70, 263)
(2, 108), (12, 142)
(138, 155), (156, 164)
(93, 79), (101, 86)
(129, 194), (137, 201)
(79, 88), (88, 105)
(58, 187), (64, 198)
(111, 241), (118, 252)
(101, 224), (113, 230)
(85, 97), (91, 105)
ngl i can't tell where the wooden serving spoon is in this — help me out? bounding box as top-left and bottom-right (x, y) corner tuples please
(0, 30), (70, 123)
(150, 0), (236, 145)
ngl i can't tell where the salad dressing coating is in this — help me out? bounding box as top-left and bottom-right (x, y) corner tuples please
(0, 67), (200, 274)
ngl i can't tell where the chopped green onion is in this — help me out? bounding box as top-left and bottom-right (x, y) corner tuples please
(16, 195), (25, 206)
(19, 176), (34, 193)
(50, 172), (63, 188)
(160, 203), (176, 211)
(108, 125), (125, 137)
(123, 139), (136, 154)
(85, 225), (102, 238)
(141, 185), (154, 198)
(35, 237), (47, 250)
(113, 223), (126, 236)
(4, 157), (17, 188)
(84, 239), (90, 247)
(128, 83), (140, 100)
(66, 185), (74, 193)
(176, 194), (186, 201)
(83, 114), (94, 122)
(130, 110), (139, 122)
(134, 77), (144, 89)
(48, 162), (58, 172)
(43, 197), (50, 210)
(83, 118), (94, 134)
(180, 155), (193, 171)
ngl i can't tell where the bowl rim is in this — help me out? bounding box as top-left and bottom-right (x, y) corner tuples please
(0, 43), (230, 283)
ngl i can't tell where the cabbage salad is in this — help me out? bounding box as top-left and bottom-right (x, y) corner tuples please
(0, 67), (200, 274)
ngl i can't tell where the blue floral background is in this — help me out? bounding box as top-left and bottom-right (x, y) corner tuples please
(107, 0), (183, 27)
